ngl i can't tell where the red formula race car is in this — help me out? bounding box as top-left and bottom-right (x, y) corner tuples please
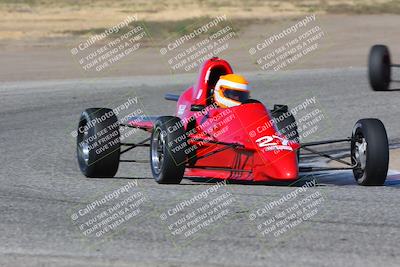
(76, 57), (389, 186)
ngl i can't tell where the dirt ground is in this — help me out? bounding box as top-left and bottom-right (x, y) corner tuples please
(1, 0), (399, 42)
(0, 14), (400, 82)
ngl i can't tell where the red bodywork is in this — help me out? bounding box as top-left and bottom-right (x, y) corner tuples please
(129, 58), (300, 182)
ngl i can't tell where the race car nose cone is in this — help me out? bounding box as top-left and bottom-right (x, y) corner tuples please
(253, 150), (299, 182)
(271, 160), (299, 180)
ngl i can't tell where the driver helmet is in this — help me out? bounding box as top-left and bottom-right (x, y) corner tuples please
(214, 74), (250, 108)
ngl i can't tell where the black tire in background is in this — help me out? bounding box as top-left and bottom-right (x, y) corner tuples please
(271, 104), (299, 142)
(271, 104), (300, 161)
(368, 45), (391, 91)
(150, 116), (186, 184)
(351, 118), (389, 186)
(77, 108), (120, 178)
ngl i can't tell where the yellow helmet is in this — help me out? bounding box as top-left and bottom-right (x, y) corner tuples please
(214, 74), (250, 108)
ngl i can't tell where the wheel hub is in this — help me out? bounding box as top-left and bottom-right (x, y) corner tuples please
(151, 129), (165, 174)
(354, 137), (367, 170)
(81, 129), (90, 164)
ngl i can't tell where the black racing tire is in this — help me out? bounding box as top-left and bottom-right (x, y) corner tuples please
(351, 118), (389, 186)
(77, 108), (120, 178)
(271, 104), (299, 142)
(150, 116), (186, 184)
(368, 45), (391, 91)
(271, 104), (300, 161)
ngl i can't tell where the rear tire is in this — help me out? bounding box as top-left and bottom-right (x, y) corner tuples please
(77, 108), (120, 178)
(368, 45), (391, 91)
(150, 116), (186, 184)
(351, 118), (389, 186)
(271, 104), (300, 161)
(271, 104), (299, 142)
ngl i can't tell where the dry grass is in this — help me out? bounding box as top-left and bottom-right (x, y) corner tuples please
(0, 0), (399, 41)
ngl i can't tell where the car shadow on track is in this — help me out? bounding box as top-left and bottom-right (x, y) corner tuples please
(186, 176), (315, 187)
(185, 171), (400, 187)
(108, 172), (400, 187)
(112, 176), (154, 180)
(310, 171), (400, 187)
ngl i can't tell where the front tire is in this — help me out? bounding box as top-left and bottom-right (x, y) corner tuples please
(271, 104), (299, 142)
(77, 108), (120, 178)
(351, 118), (389, 186)
(150, 116), (186, 184)
(368, 45), (391, 91)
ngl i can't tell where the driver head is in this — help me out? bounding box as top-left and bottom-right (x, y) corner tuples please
(214, 74), (250, 108)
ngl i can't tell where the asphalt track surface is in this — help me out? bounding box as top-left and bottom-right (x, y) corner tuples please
(1, 67), (400, 267)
